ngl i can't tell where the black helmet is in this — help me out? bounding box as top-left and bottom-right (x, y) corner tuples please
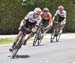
(43, 8), (49, 12)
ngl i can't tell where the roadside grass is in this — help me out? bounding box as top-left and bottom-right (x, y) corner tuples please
(0, 37), (48, 44)
(0, 38), (33, 44)
(0, 38), (14, 44)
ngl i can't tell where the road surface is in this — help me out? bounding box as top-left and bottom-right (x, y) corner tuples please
(0, 33), (75, 63)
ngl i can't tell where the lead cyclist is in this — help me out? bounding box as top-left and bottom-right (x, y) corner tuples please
(52, 5), (67, 33)
(9, 7), (42, 52)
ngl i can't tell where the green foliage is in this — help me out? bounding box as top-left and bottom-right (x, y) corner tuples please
(0, 0), (75, 34)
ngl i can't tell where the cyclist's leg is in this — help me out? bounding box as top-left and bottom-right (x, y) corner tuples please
(9, 31), (23, 52)
(23, 22), (37, 45)
(59, 19), (66, 33)
(23, 32), (33, 45)
(23, 27), (37, 45)
(15, 31), (23, 42)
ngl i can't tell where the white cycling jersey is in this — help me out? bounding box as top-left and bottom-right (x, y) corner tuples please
(55, 10), (67, 18)
(20, 11), (42, 27)
(54, 9), (67, 24)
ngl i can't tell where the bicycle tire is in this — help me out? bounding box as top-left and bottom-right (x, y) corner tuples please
(56, 33), (61, 42)
(11, 34), (26, 58)
(33, 34), (38, 46)
(50, 28), (56, 43)
(12, 48), (18, 59)
(33, 28), (42, 46)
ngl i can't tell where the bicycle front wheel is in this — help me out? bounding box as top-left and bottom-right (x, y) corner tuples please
(50, 29), (56, 43)
(33, 31), (42, 46)
(33, 34), (41, 46)
(11, 48), (18, 59)
(11, 33), (26, 58)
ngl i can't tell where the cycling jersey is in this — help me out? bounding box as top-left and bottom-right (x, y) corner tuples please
(20, 11), (42, 27)
(19, 11), (42, 33)
(24, 11), (42, 26)
(55, 10), (66, 22)
(41, 12), (52, 24)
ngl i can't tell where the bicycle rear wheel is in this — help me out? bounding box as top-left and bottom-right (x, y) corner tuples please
(33, 29), (42, 46)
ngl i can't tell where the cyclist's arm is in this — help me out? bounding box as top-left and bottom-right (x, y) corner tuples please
(19, 19), (25, 27)
(45, 19), (53, 32)
(63, 11), (67, 20)
(53, 10), (58, 20)
(19, 17), (29, 30)
(45, 13), (53, 32)
(19, 11), (32, 28)
(48, 13), (52, 24)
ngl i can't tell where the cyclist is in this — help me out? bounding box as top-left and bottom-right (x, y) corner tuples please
(41, 8), (53, 33)
(9, 7), (42, 52)
(52, 5), (67, 33)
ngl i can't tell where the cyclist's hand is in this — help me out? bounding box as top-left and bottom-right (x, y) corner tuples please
(32, 28), (37, 33)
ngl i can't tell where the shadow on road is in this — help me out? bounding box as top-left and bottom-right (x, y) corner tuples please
(8, 54), (30, 59)
(15, 54), (30, 59)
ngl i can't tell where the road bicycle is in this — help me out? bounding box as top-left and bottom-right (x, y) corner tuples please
(33, 22), (46, 46)
(50, 21), (61, 42)
(11, 27), (31, 59)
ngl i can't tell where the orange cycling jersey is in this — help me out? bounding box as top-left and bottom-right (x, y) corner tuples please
(41, 12), (52, 23)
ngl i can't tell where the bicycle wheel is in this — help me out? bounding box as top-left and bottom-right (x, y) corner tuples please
(11, 48), (18, 58)
(37, 31), (42, 46)
(56, 33), (61, 42)
(33, 34), (38, 46)
(50, 29), (56, 42)
(55, 26), (61, 42)
(33, 33), (41, 46)
(11, 34), (25, 58)
(33, 29), (42, 46)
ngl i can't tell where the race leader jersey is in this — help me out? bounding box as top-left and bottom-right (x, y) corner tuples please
(55, 10), (67, 22)
(41, 12), (52, 23)
(24, 11), (42, 26)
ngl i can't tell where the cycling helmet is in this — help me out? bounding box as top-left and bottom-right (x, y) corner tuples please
(43, 8), (49, 12)
(58, 5), (64, 10)
(34, 7), (42, 14)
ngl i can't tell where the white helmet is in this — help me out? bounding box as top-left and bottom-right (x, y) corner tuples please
(34, 7), (42, 14)
(58, 5), (64, 10)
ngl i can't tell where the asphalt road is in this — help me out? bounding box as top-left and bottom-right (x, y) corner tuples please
(0, 33), (75, 63)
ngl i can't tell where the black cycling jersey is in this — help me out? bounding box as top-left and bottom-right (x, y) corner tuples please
(20, 19), (36, 33)
(58, 14), (65, 22)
